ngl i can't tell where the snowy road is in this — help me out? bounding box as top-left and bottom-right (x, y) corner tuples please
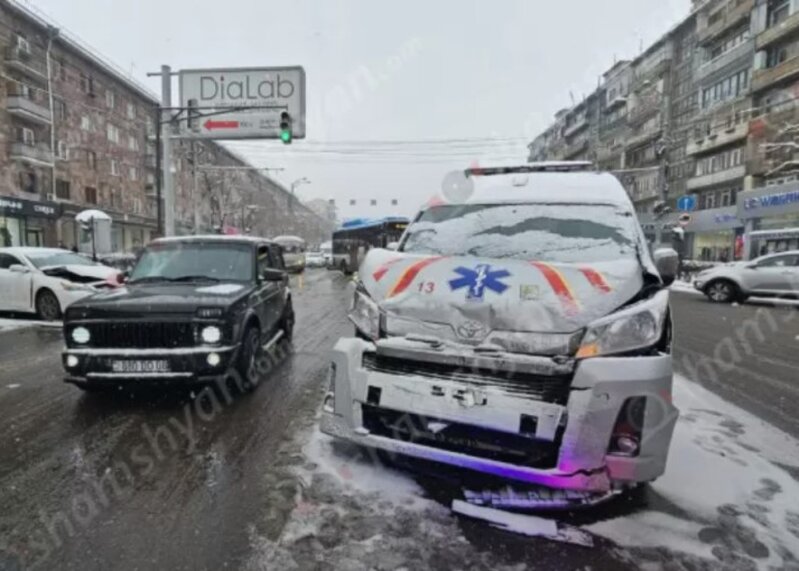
(0, 270), (798, 570)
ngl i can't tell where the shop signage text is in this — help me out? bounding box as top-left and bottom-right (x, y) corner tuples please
(0, 196), (62, 219)
(743, 190), (799, 211)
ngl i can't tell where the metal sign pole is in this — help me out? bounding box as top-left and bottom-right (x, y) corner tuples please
(161, 65), (175, 237)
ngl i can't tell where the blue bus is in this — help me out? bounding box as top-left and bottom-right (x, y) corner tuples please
(331, 216), (409, 274)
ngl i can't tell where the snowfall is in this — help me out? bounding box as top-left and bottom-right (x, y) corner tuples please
(244, 374), (799, 571)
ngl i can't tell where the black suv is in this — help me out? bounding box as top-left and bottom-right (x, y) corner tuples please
(62, 236), (294, 391)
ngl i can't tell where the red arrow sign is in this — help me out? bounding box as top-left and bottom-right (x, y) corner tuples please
(203, 119), (240, 131)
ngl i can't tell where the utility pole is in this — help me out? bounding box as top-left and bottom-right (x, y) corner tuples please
(192, 141), (201, 234)
(160, 65), (175, 236)
(45, 26), (59, 201)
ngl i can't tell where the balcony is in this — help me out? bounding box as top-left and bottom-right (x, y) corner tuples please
(561, 138), (589, 160)
(752, 55), (799, 92)
(563, 117), (589, 139)
(686, 122), (749, 155)
(756, 9), (799, 51)
(7, 89), (52, 126)
(4, 46), (47, 83)
(698, 0), (755, 45)
(695, 39), (754, 82)
(627, 97), (662, 126)
(686, 164), (746, 190)
(604, 94), (628, 112)
(9, 142), (53, 166)
(625, 124), (662, 150)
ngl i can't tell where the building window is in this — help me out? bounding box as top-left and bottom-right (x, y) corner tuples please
(704, 192), (717, 209)
(767, 45), (790, 68)
(54, 98), (67, 121)
(110, 159), (119, 176)
(16, 126), (35, 145)
(720, 189), (734, 206)
(129, 166), (138, 181)
(57, 140), (68, 160)
(53, 58), (66, 81)
(107, 123), (120, 143)
(768, 0), (791, 27)
(128, 135), (138, 151)
(106, 90), (115, 109)
(14, 34), (30, 54)
(110, 188), (120, 209)
(19, 171), (36, 193)
(80, 73), (95, 96)
(701, 70), (749, 109)
(127, 103), (136, 119)
(81, 115), (91, 131)
(87, 150), (97, 170)
(85, 187), (98, 204)
(55, 179), (70, 200)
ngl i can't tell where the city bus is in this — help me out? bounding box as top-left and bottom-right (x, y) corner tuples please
(331, 217), (409, 274)
(272, 235), (307, 273)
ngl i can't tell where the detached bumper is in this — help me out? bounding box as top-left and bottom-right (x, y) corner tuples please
(321, 337), (678, 492)
(62, 346), (237, 387)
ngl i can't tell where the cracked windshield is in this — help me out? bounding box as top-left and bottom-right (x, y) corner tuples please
(1, 0), (798, 570)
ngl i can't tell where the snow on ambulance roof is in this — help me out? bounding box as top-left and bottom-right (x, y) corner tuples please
(439, 163), (631, 209)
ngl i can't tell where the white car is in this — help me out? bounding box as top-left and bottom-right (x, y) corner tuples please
(305, 251), (326, 268)
(693, 250), (799, 303)
(0, 248), (120, 320)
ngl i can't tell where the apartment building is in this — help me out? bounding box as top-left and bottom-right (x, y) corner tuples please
(0, 0), (330, 252)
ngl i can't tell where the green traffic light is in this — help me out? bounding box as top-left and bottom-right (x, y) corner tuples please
(281, 130), (292, 143)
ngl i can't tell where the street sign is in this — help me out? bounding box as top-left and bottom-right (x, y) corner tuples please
(178, 66), (306, 139)
(677, 194), (696, 212)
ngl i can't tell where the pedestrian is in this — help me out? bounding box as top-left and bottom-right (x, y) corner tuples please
(71, 244), (78, 253)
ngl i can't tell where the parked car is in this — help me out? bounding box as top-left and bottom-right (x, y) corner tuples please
(693, 250), (799, 303)
(321, 162), (680, 508)
(305, 251), (326, 268)
(0, 247), (120, 320)
(61, 236), (294, 392)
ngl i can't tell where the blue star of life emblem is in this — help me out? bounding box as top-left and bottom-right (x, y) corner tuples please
(448, 264), (511, 301)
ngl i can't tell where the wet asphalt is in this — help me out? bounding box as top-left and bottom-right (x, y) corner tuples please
(0, 273), (797, 570)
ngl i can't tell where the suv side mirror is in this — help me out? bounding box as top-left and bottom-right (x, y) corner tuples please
(262, 268), (285, 282)
(386, 241), (399, 251)
(653, 248), (679, 287)
(9, 264), (30, 274)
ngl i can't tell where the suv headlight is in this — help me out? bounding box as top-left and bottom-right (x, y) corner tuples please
(577, 290), (669, 359)
(200, 325), (222, 345)
(71, 326), (91, 344)
(348, 284), (381, 341)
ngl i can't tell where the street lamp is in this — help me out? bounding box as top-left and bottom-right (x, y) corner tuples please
(290, 177), (311, 196)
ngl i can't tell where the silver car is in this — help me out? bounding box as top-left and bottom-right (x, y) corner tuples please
(321, 163), (680, 508)
(693, 250), (799, 303)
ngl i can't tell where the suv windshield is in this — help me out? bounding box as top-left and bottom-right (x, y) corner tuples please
(26, 251), (98, 269)
(401, 203), (639, 263)
(129, 242), (253, 283)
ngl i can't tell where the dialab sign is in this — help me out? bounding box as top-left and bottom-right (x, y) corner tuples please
(179, 66), (306, 140)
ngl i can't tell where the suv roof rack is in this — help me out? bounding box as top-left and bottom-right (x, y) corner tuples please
(465, 161), (594, 177)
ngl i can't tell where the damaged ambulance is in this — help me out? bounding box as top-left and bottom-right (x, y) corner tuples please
(321, 162), (681, 507)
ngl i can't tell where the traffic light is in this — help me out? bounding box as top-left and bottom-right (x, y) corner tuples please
(187, 99), (200, 132)
(279, 111), (292, 144)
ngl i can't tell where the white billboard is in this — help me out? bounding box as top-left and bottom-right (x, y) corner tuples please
(178, 66), (306, 139)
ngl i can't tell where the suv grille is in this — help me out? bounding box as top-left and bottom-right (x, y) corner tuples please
(90, 322), (195, 349)
(362, 353), (573, 405)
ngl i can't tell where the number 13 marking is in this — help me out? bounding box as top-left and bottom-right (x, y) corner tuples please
(417, 281), (435, 294)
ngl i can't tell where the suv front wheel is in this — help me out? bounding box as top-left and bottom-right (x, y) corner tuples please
(705, 279), (742, 304)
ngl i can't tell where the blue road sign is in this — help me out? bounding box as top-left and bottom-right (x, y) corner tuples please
(677, 195), (696, 212)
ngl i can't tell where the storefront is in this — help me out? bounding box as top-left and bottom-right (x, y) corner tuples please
(0, 195), (61, 247)
(738, 183), (799, 259)
(682, 206), (744, 262)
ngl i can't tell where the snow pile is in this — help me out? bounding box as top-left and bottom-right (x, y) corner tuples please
(0, 318), (59, 333)
(588, 375), (799, 570)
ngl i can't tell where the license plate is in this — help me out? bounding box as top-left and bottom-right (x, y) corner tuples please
(111, 360), (171, 373)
